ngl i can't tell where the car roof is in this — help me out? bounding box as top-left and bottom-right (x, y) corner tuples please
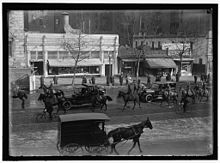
(59, 113), (110, 122)
(73, 85), (87, 89)
(154, 81), (176, 85)
(82, 83), (96, 87)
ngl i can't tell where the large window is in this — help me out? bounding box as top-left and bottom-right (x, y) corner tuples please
(59, 51), (70, 59)
(91, 51), (100, 58)
(30, 51), (37, 60)
(48, 51), (58, 59)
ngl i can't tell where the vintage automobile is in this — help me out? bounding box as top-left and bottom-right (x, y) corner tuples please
(57, 113), (110, 155)
(140, 81), (177, 103)
(62, 84), (106, 110)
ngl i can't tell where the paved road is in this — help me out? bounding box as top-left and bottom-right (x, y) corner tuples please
(8, 80), (214, 157)
(10, 116), (212, 156)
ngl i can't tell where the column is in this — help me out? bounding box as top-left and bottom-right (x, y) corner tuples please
(42, 35), (48, 77)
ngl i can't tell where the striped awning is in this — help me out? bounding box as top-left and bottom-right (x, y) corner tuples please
(48, 59), (102, 67)
(146, 58), (177, 68)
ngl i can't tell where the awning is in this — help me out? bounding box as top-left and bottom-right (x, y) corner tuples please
(146, 58), (177, 68)
(48, 59), (102, 67)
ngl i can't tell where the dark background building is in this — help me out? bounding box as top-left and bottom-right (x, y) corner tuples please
(24, 10), (211, 46)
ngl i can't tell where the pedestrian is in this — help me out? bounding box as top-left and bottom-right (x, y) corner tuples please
(182, 96), (189, 113)
(91, 76), (95, 84)
(147, 74), (151, 84)
(125, 73), (128, 85)
(207, 73), (210, 84)
(176, 72), (179, 82)
(119, 73), (123, 86)
(200, 74), (203, 82)
(111, 76), (115, 86)
(82, 75), (87, 84)
(194, 75), (197, 84)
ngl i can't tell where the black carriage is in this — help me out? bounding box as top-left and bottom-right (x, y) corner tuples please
(57, 113), (110, 155)
(140, 81), (177, 102)
(62, 84), (106, 110)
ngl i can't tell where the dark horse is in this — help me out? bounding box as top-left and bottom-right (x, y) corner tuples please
(38, 92), (66, 119)
(117, 90), (141, 111)
(90, 89), (113, 111)
(12, 89), (28, 109)
(93, 95), (113, 111)
(107, 117), (153, 155)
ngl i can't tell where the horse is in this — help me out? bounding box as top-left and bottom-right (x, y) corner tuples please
(196, 87), (209, 102)
(38, 93), (66, 119)
(12, 89), (28, 109)
(117, 90), (141, 111)
(89, 88), (112, 111)
(93, 95), (113, 111)
(107, 117), (153, 155)
(160, 90), (178, 107)
(179, 87), (196, 104)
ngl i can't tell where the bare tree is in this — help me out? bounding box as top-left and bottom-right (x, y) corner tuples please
(61, 31), (90, 86)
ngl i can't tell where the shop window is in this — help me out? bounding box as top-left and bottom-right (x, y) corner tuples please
(48, 51), (58, 59)
(158, 41), (161, 49)
(152, 42), (154, 49)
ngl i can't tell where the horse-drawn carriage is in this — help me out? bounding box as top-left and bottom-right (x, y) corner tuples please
(140, 81), (177, 103)
(57, 113), (110, 155)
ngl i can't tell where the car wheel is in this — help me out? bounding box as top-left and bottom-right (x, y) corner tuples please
(62, 101), (71, 111)
(145, 94), (153, 103)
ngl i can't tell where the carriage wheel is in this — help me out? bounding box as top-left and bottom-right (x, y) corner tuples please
(62, 101), (71, 111)
(56, 142), (64, 155)
(145, 94), (153, 103)
(35, 112), (47, 122)
(62, 143), (80, 155)
(85, 145), (108, 154)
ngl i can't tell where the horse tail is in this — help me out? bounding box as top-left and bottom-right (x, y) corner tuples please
(106, 96), (113, 101)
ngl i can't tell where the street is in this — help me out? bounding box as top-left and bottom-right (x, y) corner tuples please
(9, 85), (213, 156)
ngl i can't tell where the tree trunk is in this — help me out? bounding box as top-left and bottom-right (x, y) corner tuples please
(136, 52), (141, 81)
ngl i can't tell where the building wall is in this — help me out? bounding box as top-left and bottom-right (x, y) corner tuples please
(26, 33), (119, 76)
(9, 10), (26, 68)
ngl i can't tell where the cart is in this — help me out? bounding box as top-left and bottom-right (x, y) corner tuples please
(57, 113), (110, 155)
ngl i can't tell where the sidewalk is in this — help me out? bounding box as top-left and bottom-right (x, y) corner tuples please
(35, 75), (196, 89)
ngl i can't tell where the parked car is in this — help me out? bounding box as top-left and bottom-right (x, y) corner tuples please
(140, 81), (177, 103)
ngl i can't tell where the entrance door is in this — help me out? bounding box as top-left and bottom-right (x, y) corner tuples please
(105, 64), (112, 76)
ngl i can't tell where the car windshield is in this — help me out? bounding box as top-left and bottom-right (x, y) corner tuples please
(151, 84), (159, 89)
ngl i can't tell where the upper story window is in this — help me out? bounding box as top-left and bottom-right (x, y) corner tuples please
(48, 51), (58, 59)
(59, 51), (70, 59)
(90, 51), (99, 58)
